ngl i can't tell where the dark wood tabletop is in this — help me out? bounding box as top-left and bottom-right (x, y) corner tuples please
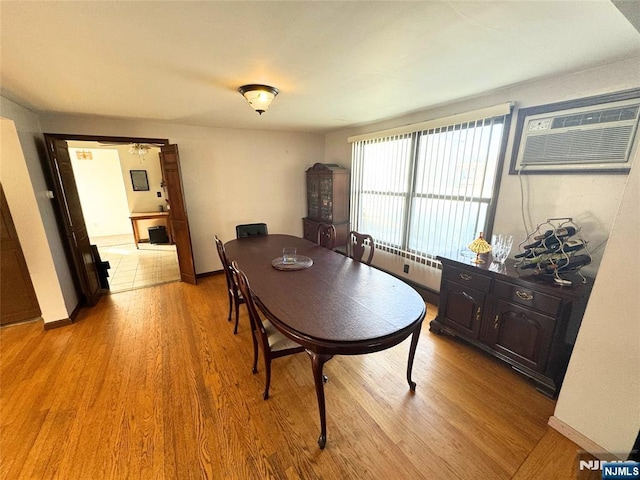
(224, 235), (425, 348)
(224, 234), (426, 448)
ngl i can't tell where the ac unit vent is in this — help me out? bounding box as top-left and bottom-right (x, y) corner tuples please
(551, 106), (638, 129)
(522, 124), (635, 164)
(515, 98), (640, 172)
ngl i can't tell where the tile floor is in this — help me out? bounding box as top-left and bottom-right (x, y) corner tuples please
(94, 234), (181, 293)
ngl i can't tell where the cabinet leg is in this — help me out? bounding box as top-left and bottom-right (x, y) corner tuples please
(429, 319), (443, 334)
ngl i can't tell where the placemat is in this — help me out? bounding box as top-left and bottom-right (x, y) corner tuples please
(271, 255), (313, 271)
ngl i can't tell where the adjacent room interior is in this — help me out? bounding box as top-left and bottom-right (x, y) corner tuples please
(67, 141), (180, 293)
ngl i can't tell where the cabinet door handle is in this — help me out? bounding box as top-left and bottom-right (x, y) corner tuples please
(459, 273), (473, 281)
(476, 307), (482, 322)
(462, 291), (473, 302)
(493, 315), (500, 329)
(516, 290), (534, 301)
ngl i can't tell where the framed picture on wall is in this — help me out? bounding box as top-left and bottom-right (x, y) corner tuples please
(130, 170), (149, 191)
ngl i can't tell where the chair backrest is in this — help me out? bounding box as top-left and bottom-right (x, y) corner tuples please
(215, 235), (234, 290)
(348, 231), (375, 265)
(316, 223), (336, 250)
(231, 261), (268, 347)
(236, 223), (268, 238)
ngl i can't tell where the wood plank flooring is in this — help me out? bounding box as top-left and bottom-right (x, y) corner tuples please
(1, 274), (587, 479)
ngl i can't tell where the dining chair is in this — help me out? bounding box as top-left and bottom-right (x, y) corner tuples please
(316, 223), (336, 250)
(235, 223), (268, 238)
(347, 231), (375, 265)
(214, 235), (245, 334)
(231, 261), (305, 400)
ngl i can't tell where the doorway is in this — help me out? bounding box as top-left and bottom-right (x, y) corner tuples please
(67, 141), (180, 293)
(43, 134), (197, 307)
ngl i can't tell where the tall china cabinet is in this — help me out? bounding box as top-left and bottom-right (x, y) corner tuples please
(303, 163), (350, 248)
(430, 255), (593, 397)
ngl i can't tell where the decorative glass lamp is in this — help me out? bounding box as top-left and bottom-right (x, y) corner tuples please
(238, 84), (279, 115)
(468, 232), (492, 264)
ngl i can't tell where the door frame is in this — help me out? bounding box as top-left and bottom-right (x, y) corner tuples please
(42, 133), (196, 302)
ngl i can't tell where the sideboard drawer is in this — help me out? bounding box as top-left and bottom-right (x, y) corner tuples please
(443, 265), (491, 292)
(493, 279), (562, 316)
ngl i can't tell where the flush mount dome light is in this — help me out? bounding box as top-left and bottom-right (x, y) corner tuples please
(238, 84), (279, 115)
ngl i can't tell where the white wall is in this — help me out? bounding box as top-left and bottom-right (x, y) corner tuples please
(553, 150), (639, 457)
(38, 115), (326, 274)
(68, 143), (170, 240)
(0, 117), (71, 323)
(325, 55), (640, 290)
(0, 96), (79, 319)
(69, 148), (132, 238)
(113, 145), (166, 213)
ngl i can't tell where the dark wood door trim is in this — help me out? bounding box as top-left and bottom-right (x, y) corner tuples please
(44, 137), (102, 306)
(160, 144), (197, 285)
(41, 133), (196, 301)
(42, 133), (169, 146)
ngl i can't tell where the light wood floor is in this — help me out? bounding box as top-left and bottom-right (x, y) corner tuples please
(1, 274), (590, 479)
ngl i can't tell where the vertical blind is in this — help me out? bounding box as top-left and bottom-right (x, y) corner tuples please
(349, 103), (511, 267)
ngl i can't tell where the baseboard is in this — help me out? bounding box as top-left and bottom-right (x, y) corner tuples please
(548, 416), (623, 460)
(196, 270), (223, 279)
(43, 318), (73, 330)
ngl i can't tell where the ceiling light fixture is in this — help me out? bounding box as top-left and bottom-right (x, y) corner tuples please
(238, 84), (279, 115)
(129, 143), (151, 159)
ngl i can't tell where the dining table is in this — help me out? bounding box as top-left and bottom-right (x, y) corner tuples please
(224, 234), (426, 449)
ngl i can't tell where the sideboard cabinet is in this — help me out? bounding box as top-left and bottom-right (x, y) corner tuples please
(430, 256), (593, 397)
(303, 163), (349, 247)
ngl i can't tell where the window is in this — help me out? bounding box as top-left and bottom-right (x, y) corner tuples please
(350, 104), (511, 267)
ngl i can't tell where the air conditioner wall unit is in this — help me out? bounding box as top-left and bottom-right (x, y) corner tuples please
(511, 91), (640, 174)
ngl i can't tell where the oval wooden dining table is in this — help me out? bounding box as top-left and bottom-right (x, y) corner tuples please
(224, 234), (426, 449)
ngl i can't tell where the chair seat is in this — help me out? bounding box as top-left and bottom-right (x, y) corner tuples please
(264, 320), (302, 352)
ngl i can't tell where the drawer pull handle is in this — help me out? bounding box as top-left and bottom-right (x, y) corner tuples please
(516, 290), (534, 301)
(493, 315), (499, 329)
(459, 273), (473, 281)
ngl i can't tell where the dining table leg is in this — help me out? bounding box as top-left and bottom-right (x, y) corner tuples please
(307, 350), (333, 449)
(406, 320), (423, 391)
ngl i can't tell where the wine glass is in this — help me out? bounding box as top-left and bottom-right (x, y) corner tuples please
(491, 234), (513, 264)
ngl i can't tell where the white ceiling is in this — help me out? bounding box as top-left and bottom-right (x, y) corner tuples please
(1, 1), (639, 134)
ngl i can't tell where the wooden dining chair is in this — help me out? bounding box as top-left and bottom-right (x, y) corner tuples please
(348, 231), (375, 265)
(214, 235), (245, 334)
(235, 223), (268, 238)
(316, 223), (336, 250)
(231, 261), (305, 400)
